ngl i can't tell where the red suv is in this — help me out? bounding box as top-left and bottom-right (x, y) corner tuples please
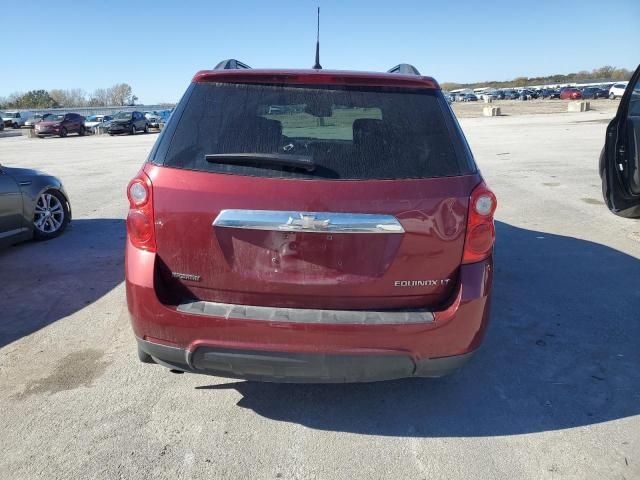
(34, 112), (86, 137)
(126, 60), (496, 382)
(559, 87), (583, 100)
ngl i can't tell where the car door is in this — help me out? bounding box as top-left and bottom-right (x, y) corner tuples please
(600, 65), (640, 218)
(0, 167), (25, 245)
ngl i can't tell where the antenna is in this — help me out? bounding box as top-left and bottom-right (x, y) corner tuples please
(312, 7), (322, 70)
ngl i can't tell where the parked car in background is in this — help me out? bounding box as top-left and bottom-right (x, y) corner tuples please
(549, 89), (561, 99)
(96, 117), (114, 131)
(520, 89), (538, 100)
(158, 109), (173, 122)
(0, 163), (71, 248)
(609, 82), (629, 100)
(560, 87), (583, 100)
(126, 60), (497, 382)
(463, 93), (478, 102)
(24, 113), (54, 128)
(85, 115), (113, 133)
(144, 112), (162, 129)
(600, 65), (640, 218)
(2, 111), (35, 128)
(493, 90), (505, 100)
(503, 89), (519, 100)
(536, 89), (552, 98)
(107, 111), (148, 135)
(581, 87), (608, 99)
(478, 91), (498, 101)
(35, 112), (85, 137)
(442, 92), (454, 104)
(0, 113), (4, 131)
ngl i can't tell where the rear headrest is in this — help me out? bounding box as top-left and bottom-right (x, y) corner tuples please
(353, 118), (383, 142)
(220, 116), (282, 152)
(353, 118), (384, 148)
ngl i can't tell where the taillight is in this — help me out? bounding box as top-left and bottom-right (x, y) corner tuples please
(126, 171), (156, 252)
(462, 182), (497, 264)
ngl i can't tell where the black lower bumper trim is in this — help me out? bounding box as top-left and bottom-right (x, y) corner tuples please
(136, 338), (474, 383)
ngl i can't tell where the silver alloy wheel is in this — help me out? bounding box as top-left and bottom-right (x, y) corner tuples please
(34, 192), (65, 234)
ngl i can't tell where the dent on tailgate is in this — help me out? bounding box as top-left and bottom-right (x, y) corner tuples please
(147, 164), (479, 310)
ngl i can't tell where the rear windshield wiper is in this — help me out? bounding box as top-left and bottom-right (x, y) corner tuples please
(205, 153), (316, 172)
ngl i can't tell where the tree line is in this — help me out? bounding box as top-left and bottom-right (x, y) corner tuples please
(440, 66), (633, 91)
(0, 83), (138, 109)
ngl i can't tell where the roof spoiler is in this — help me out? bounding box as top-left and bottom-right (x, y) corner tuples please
(387, 64), (421, 75)
(214, 59), (252, 70)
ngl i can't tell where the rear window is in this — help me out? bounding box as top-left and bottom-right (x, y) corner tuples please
(159, 82), (474, 180)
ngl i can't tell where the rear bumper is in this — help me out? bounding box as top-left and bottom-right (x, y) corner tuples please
(35, 127), (60, 135)
(108, 125), (130, 133)
(126, 239), (493, 382)
(137, 337), (475, 382)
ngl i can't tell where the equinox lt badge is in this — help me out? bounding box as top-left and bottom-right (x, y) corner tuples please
(394, 279), (451, 287)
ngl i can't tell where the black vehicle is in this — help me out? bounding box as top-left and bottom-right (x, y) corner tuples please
(600, 64), (640, 218)
(0, 164), (71, 248)
(549, 89), (561, 99)
(493, 90), (505, 100)
(107, 111), (149, 135)
(581, 87), (608, 99)
(503, 90), (520, 100)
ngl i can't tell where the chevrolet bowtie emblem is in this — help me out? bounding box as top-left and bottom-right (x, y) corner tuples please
(286, 213), (331, 230)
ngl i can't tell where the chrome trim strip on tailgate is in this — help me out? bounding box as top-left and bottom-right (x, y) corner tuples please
(212, 210), (404, 234)
(177, 300), (434, 325)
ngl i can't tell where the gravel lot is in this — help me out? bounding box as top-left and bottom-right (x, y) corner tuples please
(0, 110), (639, 480)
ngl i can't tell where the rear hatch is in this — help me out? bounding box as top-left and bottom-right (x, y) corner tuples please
(149, 76), (479, 310)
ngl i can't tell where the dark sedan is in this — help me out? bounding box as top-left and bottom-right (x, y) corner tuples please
(107, 111), (149, 135)
(581, 87), (609, 99)
(0, 164), (71, 248)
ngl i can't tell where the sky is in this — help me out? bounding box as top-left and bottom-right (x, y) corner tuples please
(1, 0), (638, 104)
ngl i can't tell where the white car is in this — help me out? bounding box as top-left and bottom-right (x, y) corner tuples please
(85, 115), (113, 132)
(2, 110), (35, 128)
(609, 82), (629, 100)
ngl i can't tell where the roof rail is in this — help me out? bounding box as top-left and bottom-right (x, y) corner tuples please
(387, 64), (421, 75)
(214, 59), (252, 70)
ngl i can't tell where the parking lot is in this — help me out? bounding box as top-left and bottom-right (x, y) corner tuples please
(1, 109), (639, 479)
(451, 97), (620, 117)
